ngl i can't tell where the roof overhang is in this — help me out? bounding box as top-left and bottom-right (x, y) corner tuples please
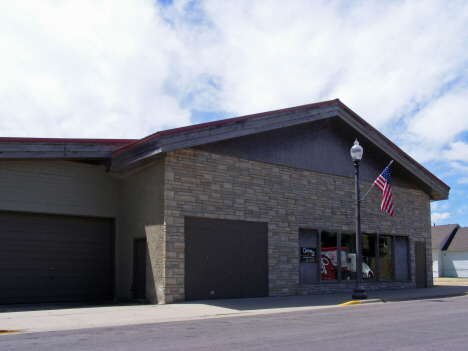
(0, 138), (136, 165)
(109, 99), (449, 201)
(0, 99), (449, 201)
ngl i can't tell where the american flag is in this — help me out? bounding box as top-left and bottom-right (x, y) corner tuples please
(373, 164), (394, 217)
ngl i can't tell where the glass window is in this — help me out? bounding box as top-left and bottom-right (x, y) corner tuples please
(341, 233), (356, 280)
(362, 234), (376, 280)
(379, 236), (393, 279)
(303, 230), (397, 283)
(320, 231), (338, 281)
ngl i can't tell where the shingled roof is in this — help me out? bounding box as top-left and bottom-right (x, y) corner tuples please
(446, 227), (468, 252)
(432, 224), (459, 249)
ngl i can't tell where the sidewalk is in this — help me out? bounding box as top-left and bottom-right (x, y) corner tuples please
(1, 281), (468, 334)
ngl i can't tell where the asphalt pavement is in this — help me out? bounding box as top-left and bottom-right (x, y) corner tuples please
(1, 279), (468, 334)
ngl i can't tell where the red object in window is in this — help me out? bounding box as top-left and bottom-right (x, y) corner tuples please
(321, 247), (349, 280)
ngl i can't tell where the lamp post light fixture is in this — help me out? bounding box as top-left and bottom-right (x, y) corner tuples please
(351, 139), (367, 300)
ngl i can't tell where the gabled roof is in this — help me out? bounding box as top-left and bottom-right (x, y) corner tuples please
(0, 99), (450, 200)
(109, 99), (449, 200)
(446, 227), (468, 252)
(432, 224), (459, 249)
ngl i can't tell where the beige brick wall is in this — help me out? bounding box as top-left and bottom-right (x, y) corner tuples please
(0, 160), (119, 217)
(163, 148), (432, 302)
(117, 160), (165, 303)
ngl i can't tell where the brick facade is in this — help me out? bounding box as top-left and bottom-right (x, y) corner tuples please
(162, 148), (432, 303)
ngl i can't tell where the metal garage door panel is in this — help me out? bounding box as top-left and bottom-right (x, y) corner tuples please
(0, 212), (114, 304)
(186, 224), (242, 301)
(185, 217), (268, 301)
(241, 230), (268, 298)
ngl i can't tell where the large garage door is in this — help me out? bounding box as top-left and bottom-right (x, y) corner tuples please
(0, 212), (114, 304)
(185, 217), (268, 301)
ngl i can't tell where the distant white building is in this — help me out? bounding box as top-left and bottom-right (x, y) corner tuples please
(443, 227), (468, 277)
(432, 225), (468, 277)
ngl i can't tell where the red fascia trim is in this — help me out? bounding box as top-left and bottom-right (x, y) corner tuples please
(0, 137), (137, 144)
(112, 99), (341, 155)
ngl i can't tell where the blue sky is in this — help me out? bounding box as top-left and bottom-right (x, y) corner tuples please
(0, 0), (467, 226)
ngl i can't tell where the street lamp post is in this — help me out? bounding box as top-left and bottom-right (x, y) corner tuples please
(351, 140), (367, 300)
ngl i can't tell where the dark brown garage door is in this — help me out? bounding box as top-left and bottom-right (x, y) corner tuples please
(0, 212), (114, 304)
(185, 217), (268, 301)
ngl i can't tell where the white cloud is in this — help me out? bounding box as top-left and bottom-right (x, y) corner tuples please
(431, 201), (450, 212)
(444, 142), (468, 163)
(389, 85), (468, 164)
(431, 212), (451, 223)
(0, 0), (191, 138)
(406, 88), (468, 145)
(148, 0), (468, 130)
(199, 0), (468, 127)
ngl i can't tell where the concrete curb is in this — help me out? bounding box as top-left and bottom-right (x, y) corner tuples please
(359, 292), (468, 304)
(335, 290), (468, 307)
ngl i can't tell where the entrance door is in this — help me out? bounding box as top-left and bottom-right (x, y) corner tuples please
(133, 239), (146, 299)
(415, 241), (427, 288)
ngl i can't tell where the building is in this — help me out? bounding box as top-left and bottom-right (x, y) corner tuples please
(432, 225), (468, 278)
(432, 224), (459, 277)
(0, 99), (449, 304)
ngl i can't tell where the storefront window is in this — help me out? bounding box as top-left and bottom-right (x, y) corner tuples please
(362, 234), (376, 280)
(307, 229), (397, 283)
(379, 236), (393, 279)
(320, 231), (338, 281)
(341, 233), (356, 280)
